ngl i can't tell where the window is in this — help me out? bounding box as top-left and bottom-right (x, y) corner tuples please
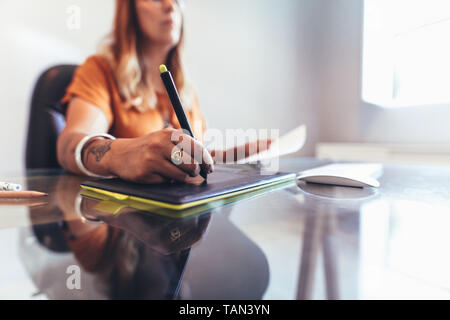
(362, 0), (450, 107)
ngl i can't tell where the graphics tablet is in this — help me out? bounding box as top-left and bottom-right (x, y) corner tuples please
(81, 165), (296, 211)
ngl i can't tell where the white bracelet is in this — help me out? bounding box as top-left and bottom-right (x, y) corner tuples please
(74, 133), (117, 179)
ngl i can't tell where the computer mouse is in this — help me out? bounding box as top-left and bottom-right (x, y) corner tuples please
(296, 163), (382, 188)
(297, 173), (380, 188)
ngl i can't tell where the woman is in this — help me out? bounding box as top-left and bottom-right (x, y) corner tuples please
(57, 0), (269, 183)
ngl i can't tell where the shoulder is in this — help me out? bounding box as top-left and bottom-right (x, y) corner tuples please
(62, 54), (117, 124)
(77, 55), (113, 77)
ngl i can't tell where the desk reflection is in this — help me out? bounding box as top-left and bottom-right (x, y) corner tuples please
(20, 174), (269, 300)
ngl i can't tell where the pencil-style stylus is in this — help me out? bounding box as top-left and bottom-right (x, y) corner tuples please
(159, 64), (208, 180)
(0, 191), (48, 199)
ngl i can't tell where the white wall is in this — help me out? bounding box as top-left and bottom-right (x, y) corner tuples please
(0, 0), (315, 175)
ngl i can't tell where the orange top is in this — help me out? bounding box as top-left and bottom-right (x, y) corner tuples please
(61, 55), (206, 140)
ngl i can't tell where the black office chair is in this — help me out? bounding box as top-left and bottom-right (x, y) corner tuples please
(25, 65), (77, 169)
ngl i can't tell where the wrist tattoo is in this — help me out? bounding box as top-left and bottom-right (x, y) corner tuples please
(87, 140), (113, 162)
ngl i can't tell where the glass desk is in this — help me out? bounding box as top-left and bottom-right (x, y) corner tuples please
(0, 158), (449, 299)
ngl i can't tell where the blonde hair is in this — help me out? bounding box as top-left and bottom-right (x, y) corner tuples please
(99, 0), (191, 111)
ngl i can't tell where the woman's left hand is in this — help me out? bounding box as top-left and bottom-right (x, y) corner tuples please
(209, 139), (272, 164)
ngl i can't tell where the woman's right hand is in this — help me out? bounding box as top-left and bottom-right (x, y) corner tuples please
(102, 128), (214, 184)
(57, 98), (213, 183)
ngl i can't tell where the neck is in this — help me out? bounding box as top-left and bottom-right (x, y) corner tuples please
(142, 40), (173, 93)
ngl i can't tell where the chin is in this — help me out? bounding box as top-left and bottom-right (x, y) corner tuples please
(146, 30), (181, 48)
(163, 38), (181, 49)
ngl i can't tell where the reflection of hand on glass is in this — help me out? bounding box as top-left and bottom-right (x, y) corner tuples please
(54, 174), (102, 240)
(80, 196), (211, 255)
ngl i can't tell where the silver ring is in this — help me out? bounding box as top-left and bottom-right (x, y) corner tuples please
(171, 148), (183, 165)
